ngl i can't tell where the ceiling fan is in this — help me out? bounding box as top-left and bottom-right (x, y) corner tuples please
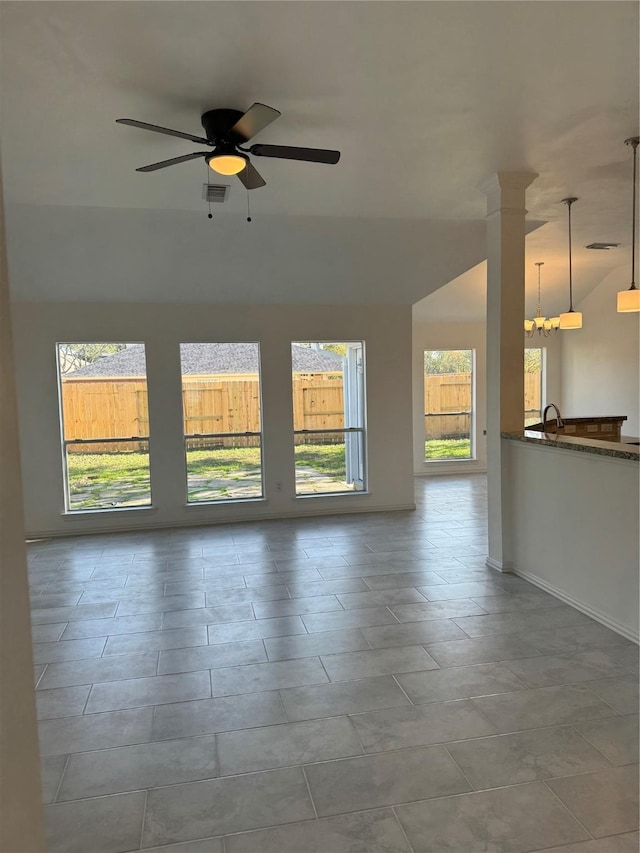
(116, 103), (341, 189)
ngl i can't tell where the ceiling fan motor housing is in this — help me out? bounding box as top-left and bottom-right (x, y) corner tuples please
(201, 109), (245, 143)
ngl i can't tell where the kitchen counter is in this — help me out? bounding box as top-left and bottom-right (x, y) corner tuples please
(502, 429), (640, 642)
(502, 429), (640, 461)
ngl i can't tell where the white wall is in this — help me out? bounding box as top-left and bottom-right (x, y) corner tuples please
(0, 173), (44, 850)
(561, 267), (640, 436)
(12, 302), (414, 537)
(506, 438), (639, 641)
(411, 319), (562, 475)
(5, 204), (488, 308)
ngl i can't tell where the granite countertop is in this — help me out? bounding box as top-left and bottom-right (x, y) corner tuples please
(502, 430), (640, 461)
(539, 415), (627, 423)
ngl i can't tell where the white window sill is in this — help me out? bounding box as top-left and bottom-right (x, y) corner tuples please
(424, 459), (477, 464)
(61, 506), (157, 519)
(184, 497), (267, 508)
(295, 490), (370, 499)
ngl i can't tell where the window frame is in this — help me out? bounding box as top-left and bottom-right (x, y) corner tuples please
(292, 341), (368, 497)
(180, 342), (265, 505)
(56, 341), (152, 513)
(524, 347), (546, 427)
(423, 348), (476, 463)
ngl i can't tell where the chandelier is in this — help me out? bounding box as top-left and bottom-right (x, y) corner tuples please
(525, 262), (559, 337)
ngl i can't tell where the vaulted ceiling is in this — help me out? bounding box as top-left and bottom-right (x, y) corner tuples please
(1, 1), (637, 307)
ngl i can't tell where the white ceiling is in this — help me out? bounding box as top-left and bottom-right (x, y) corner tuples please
(414, 217), (632, 323)
(1, 1), (638, 305)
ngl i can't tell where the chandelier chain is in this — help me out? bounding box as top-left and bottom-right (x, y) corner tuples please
(525, 261), (557, 337)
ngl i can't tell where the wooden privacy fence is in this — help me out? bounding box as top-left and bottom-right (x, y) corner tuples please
(424, 373), (471, 441)
(61, 371), (542, 451)
(61, 375), (346, 452)
(424, 372), (541, 440)
(61, 379), (149, 453)
(293, 380), (344, 437)
(523, 371), (543, 416)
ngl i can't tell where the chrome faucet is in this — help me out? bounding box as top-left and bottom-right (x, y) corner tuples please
(542, 403), (564, 432)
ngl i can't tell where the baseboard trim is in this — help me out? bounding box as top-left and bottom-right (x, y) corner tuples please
(513, 567), (639, 645)
(485, 556), (514, 573)
(26, 502), (418, 540)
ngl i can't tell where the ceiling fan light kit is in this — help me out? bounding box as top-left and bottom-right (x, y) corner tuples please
(617, 136), (640, 313)
(207, 149), (248, 176)
(116, 103), (341, 194)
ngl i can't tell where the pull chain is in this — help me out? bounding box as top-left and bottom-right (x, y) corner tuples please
(246, 188), (252, 222)
(205, 160), (213, 220)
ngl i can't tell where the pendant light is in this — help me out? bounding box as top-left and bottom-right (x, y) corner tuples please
(525, 262), (560, 336)
(559, 197), (583, 329)
(617, 136), (640, 313)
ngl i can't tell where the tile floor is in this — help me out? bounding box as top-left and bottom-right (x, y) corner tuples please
(29, 475), (639, 853)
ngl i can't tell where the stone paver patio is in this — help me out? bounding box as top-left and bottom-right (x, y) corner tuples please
(69, 466), (354, 509)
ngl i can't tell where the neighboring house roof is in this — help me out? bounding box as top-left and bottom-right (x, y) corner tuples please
(58, 352), (88, 373)
(67, 342), (343, 378)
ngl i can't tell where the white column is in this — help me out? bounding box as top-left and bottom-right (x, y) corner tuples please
(0, 166), (45, 845)
(482, 172), (537, 572)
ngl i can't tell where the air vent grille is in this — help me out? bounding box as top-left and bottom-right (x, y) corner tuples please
(586, 242), (620, 250)
(202, 184), (230, 203)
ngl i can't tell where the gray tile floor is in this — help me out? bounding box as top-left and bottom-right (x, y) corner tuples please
(29, 475), (639, 853)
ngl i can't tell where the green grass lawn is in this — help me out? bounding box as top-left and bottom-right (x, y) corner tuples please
(66, 450), (152, 509)
(67, 450), (148, 491)
(186, 446), (262, 478)
(294, 443), (347, 477)
(66, 443), (350, 508)
(425, 438), (471, 460)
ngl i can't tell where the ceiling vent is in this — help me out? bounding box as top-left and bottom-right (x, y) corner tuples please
(202, 184), (230, 203)
(586, 242), (620, 250)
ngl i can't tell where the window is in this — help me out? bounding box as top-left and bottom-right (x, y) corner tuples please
(292, 342), (366, 495)
(424, 349), (474, 461)
(525, 348), (545, 426)
(56, 342), (151, 511)
(180, 343), (263, 502)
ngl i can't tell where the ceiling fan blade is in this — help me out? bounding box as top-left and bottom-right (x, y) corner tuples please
(250, 144), (340, 165)
(229, 103), (281, 142)
(117, 118), (212, 146)
(237, 161), (266, 190)
(136, 152), (208, 172)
